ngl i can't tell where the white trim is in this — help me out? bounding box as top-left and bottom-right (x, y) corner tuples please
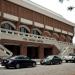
(45, 25), (53, 30)
(1, 21), (16, 29)
(54, 28), (61, 32)
(68, 32), (73, 36)
(19, 25), (30, 32)
(0, 11), (1, 16)
(21, 18), (33, 25)
(32, 28), (42, 34)
(3, 13), (18, 21)
(34, 22), (44, 28)
(62, 30), (67, 34)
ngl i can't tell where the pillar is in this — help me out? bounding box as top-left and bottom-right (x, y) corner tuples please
(0, 15), (3, 27)
(38, 45), (44, 59)
(20, 44), (27, 56)
(16, 18), (20, 31)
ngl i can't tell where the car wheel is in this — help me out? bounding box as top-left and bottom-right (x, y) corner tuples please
(50, 61), (53, 65)
(15, 64), (20, 69)
(5, 66), (9, 69)
(32, 63), (36, 67)
(66, 60), (68, 63)
(59, 61), (62, 64)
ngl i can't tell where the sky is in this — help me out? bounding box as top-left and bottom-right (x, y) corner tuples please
(29, 0), (75, 23)
(23, 0), (75, 43)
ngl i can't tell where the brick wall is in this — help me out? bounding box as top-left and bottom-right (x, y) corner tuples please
(0, 0), (74, 42)
(0, 0), (74, 33)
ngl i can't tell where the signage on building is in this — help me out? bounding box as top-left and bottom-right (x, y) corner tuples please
(23, 38), (43, 43)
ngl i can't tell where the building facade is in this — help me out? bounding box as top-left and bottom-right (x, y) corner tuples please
(0, 0), (74, 59)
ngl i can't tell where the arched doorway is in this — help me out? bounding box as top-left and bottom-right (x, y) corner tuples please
(19, 25), (30, 33)
(66, 35), (72, 43)
(1, 21), (16, 30)
(43, 31), (51, 37)
(52, 33), (59, 40)
(32, 28), (42, 35)
(59, 34), (66, 41)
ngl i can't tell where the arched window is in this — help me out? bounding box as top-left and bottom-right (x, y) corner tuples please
(20, 27), (29, 33)
(32, 28), (42, 35)
(53, 33), (59, 40)
(19, 25), (30, 33)
(32, 30), (40, 35)
(1, 21), (16, 30)
(43, 31), (51, 37)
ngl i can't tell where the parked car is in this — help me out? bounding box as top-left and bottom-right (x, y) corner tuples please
(1, 55), (36, 69)
(63, 55), (75, 63)
(40, 55), (62, 65)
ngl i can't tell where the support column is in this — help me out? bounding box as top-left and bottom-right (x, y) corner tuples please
(0, 2), (4, 27)
(16, 18), (20, 31)
(0, 14), (3, 27)
(20, 44), (27, 56)
(38, 45), (44, 59)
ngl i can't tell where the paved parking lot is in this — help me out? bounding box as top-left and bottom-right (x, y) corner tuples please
(0, 63), (75, 75)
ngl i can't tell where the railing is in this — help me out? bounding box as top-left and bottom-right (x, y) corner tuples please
(60, 45), (74, 56)
(0, 28), (57, 44)
(0, 28), (74, 55)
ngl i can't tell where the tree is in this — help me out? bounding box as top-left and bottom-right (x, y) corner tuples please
(59, 0), (64, 3)
(67, 6), (75, 11)
(59, 0), (69, 3)
(59, 0), (75, 11)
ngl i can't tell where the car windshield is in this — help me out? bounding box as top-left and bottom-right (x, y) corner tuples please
(46, 56), (54, 60)
(69, 53), (75, 56)
(9, 56), (18, 59)
(7, 56), (28, 59)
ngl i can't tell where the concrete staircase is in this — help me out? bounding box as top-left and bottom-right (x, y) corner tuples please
(60, 44), (74, 56)
(55, 41), (74, 56)
(0, 44), (13, 59)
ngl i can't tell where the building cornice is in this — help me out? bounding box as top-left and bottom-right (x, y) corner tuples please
(7, 0), (75, 26)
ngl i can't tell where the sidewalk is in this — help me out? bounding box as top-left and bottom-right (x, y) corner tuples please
(0, 64), (5, 68)
(0, 64), (2, 67)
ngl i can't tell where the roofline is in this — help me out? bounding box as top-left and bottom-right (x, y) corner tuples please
(8, 0), (75, 26)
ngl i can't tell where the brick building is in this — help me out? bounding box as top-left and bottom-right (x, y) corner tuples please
(0, 0), (75, 59)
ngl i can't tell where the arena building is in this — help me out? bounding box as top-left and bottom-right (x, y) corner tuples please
(0, 0), (75, 59)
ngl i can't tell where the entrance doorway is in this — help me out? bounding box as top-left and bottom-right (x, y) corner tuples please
(44, 48), (53, 58)
(4, 45), (20, 55)
(27, 47), (39, 59)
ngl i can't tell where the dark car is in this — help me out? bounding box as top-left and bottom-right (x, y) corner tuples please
(40, 55), (62, 65)
(1, 55), (36, 69)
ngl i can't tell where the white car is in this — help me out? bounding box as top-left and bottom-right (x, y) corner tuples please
(64, 55), (75, 63)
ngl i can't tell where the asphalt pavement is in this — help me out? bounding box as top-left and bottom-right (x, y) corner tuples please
(0, 63), (75, 75)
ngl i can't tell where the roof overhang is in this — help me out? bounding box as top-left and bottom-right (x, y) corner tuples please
(8, 0), (75, 26)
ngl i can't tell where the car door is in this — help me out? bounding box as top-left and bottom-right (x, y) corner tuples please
(53, 56), (59, 64)
(16, 56), (25, 67)
(23, 57), (32, 66)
